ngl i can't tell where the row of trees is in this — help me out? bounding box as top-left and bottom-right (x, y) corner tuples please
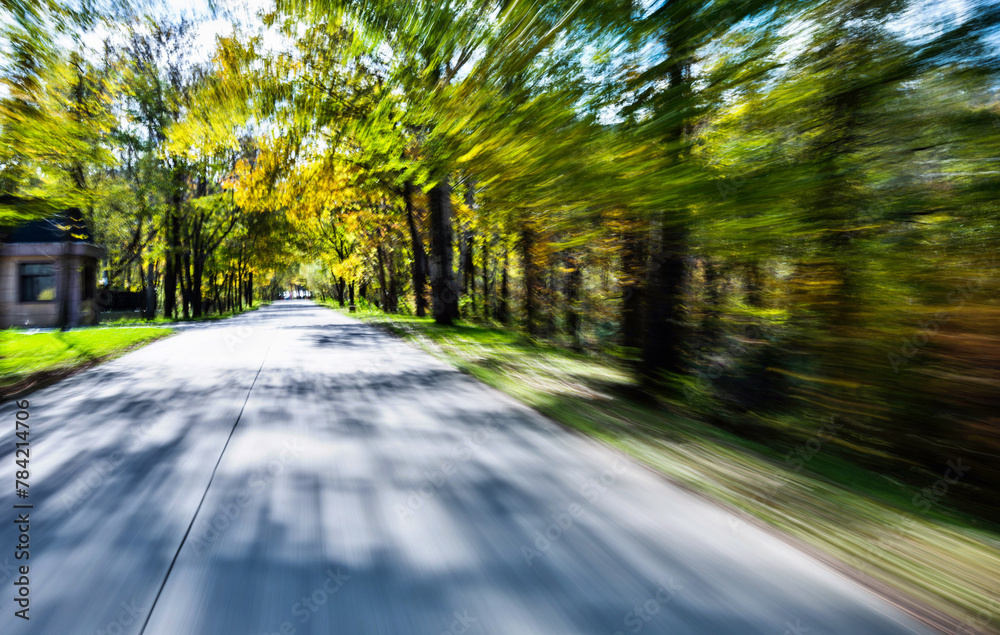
(238, 0), (1000, 521)
(3, 0), (999, 520)
(0, 5), (292, 318)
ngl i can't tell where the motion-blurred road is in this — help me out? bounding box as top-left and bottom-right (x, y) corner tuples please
(0, 300), (938, 634)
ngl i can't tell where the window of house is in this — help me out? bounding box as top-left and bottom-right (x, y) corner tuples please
(19, 263), (56, 302)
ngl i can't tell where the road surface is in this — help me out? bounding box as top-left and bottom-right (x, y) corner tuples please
(0, 300), (938, 634)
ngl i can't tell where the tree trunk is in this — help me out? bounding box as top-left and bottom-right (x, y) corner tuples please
(163, 211), (180, 319)
(336, 277), (346, 307)
(191, 258), (204, 318)
(640, 49), (691, 383)
(481, 233), (490, 319)
(181, 248), (192, 320)
(388, 246), (399, 312)
(621, 220), (647, 352)
(404, 181), (428, 316)
(699, 257), (722, 349)
(376, 243), (389, 311)
(498, 244), (510, 324)
(545, 254), (557, 336)
(462, 182), (476, 315)
(521, 223), (539, 337)
(237, 273), (243, 312)
(642, 219), (688, 380)
(145, 260), (156, 319)
(463, 228), (475, 316)
(428, 178), (459, 324)
(210, 268), (219, 315)
(565, 250), (583, 350)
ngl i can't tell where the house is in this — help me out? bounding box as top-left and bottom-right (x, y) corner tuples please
(0, 209), (105, 328)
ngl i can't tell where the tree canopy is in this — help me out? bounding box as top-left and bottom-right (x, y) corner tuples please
(3, 0), (1000, 524)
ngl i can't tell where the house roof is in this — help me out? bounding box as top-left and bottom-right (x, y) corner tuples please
(2, 208), (96, 244)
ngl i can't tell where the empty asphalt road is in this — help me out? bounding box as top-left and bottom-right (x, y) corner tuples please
(0, 300), (938, 634)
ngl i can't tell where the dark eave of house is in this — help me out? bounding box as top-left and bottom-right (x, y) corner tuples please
(1, 204), (96, 245)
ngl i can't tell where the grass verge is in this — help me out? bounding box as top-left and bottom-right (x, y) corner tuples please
(334, 304), (1000, 634)
(0, 327), (173, 399)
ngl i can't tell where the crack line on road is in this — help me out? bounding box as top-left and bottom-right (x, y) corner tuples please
(138, 331), (275, 635)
